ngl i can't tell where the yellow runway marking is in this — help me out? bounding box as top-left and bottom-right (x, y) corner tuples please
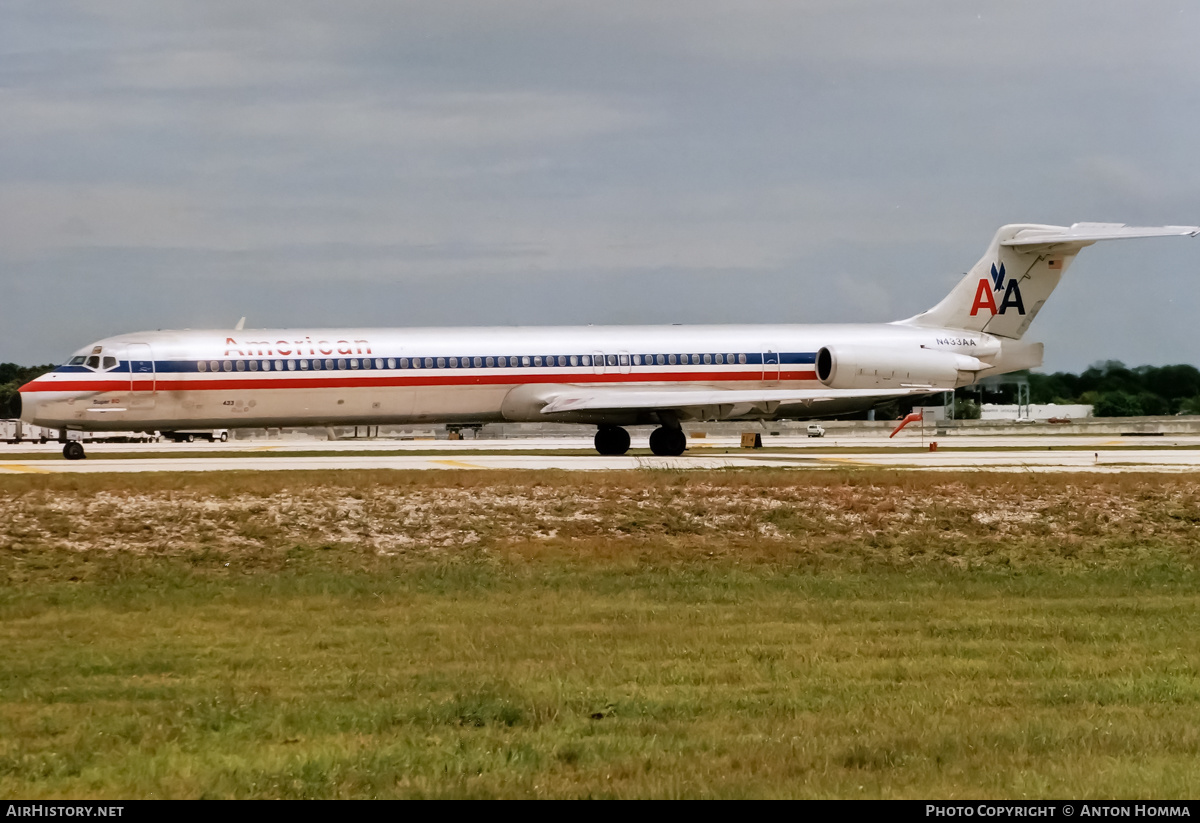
(431, 459), (488, 469)
(0, 463), (52, 474)
(818, 456), (873, 466)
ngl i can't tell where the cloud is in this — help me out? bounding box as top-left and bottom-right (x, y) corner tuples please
(2, 1), (1200, 371)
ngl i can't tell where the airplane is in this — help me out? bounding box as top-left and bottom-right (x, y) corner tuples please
(18, 222), (1199, 460)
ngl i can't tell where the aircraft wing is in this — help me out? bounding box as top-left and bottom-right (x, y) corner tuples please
(540, 387), (928, 416)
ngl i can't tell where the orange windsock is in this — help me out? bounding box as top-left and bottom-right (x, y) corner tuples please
(889, 411), (923, 438)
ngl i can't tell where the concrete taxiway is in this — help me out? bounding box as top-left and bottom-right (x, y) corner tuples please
(3, 433), (1200, 473)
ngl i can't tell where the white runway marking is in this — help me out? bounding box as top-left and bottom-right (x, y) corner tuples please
(3, 441), (1200, 474)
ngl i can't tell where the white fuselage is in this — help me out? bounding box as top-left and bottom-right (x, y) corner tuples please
(19, 322), (1004, 432)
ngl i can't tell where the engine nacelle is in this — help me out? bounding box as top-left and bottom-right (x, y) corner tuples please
(816, 345), (986, 390)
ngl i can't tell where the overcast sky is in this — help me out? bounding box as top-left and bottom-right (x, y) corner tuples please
(3, 1), (1199, 371)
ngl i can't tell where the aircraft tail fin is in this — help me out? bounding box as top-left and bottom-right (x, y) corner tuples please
(899, 223), (1199, 339)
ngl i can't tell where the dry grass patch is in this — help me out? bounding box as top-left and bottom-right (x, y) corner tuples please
(3, 470), (1200, 580)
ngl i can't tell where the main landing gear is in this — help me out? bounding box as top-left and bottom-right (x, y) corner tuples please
(594, 425), (631, 456)
(62, 441), (86, 461)
(648, 426), (686, 457)
(592, 425), (688, 457)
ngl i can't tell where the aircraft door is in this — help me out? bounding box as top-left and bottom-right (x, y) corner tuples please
(127, 343), (156, 409)
(763, 349), (781, 384)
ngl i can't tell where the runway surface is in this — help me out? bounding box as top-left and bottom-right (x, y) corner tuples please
(3, 434), (1200, 473)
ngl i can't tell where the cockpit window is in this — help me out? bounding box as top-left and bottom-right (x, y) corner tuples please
(102, 356), (118, 370)
(85, 355), (101, 369)
(68, 355), (86, 365)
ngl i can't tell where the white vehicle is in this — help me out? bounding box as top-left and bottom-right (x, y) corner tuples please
(18, 222), (1199, 460)
(1, 419), (56, 444)
(806, 424), (826, 438)
(162, 429), (229, 443)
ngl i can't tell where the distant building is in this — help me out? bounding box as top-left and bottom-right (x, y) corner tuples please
(980, 404), (1093, 421)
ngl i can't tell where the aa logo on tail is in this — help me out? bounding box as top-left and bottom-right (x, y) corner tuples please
(969, 263), (1025, 316)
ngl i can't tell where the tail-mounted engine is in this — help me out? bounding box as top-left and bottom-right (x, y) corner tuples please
(816, 345), (987, 390)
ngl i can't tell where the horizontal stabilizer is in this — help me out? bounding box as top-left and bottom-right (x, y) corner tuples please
(540, 387), (925, 416)
(1002, 223), (1200, 252)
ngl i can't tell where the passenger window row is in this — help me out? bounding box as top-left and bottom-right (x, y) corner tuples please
(195, 353), (753, 373)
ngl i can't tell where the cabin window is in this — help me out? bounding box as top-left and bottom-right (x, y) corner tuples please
(249, 360), (259, 371)
(313, 360), (322, 370)
(618, 354), (629, 366)
(350, 359), (359, 369)
(703, 354), (712, 364)
(236, 361), (246, 371)
(300, 360), (309, 370)
(449, 357), (458, 368)
(221, 361), (232, 372)
(632, 355), (641, 366)
(435, 357), (444, 368)
(208, 360), (218, 371)
(654, 354), (663, 365)
(521, 356), (530, 367)
(668, 354), (676, 365)
(288, 360), (296, 371)
(424, 358), (433, 369)
(486, 356), (495, 367)
(738, 353), (747, 364)
(198, 361), (207, 372)
(568, 355), (577, 367)
(387, 358), (396, 369)
(582, 355), (591, 366)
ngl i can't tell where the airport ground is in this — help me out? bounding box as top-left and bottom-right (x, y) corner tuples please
(7, 422), (1200, 473)
(3, 468), (1200, 798)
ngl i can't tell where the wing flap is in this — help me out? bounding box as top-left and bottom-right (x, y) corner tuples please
(540, 387), (925, 415)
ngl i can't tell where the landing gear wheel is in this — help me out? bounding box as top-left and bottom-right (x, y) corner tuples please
(184, 434), (194, 443)
(594, 426), (631, 456)
(62, 441), (86, 461)
(649, 427), (687, 457)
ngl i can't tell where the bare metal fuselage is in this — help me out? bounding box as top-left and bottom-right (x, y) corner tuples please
(19, 323), (1000, 433)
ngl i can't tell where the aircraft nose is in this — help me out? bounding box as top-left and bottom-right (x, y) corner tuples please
(17, 379), (41, 424)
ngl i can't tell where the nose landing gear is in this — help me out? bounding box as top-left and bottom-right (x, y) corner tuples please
(62, 441), (86, 461)
(594, 425), (631, 456)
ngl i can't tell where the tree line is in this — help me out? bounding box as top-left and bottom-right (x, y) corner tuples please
(959, 361), (1200, 417)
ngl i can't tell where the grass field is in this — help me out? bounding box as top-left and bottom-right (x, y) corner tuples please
(3, 470), (1200, 798)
